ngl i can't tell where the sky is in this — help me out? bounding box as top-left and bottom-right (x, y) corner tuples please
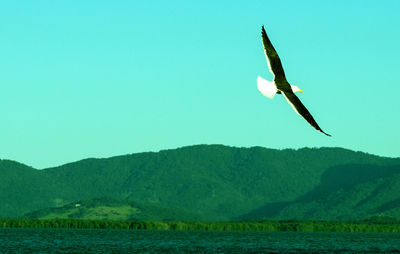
(1, 0), (399, 168)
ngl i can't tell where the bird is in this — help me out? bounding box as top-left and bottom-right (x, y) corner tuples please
(257, 25), (331, 136)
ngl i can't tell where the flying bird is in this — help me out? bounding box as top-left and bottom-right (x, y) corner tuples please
(257, 25), (331, 136)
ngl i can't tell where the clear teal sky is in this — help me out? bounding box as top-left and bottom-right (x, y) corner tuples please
(1, 0), (399, 168)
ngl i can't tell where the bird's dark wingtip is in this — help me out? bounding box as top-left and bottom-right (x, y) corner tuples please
(321, 130), (331, 137)
(261, 25), (267, 36)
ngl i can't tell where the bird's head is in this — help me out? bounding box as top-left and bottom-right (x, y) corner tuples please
(291, 85), (303, 93)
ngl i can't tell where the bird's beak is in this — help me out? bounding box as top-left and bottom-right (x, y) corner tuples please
(299, 89), (303, 93)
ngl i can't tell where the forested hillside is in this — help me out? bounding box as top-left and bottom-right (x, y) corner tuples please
(1, 145), (399, 220)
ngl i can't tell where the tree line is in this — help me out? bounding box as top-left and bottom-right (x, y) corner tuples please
(1, 218), (400, 232)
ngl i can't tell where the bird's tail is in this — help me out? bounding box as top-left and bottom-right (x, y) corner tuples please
(257, 76), (277, 99)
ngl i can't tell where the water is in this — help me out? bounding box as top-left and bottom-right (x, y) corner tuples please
(1, 229), (400, 253)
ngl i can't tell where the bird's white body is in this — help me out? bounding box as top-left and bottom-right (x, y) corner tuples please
(257, 76), (302, 99)
(257, 76), (277, 99)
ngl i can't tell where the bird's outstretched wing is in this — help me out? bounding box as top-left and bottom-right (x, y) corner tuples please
(281, 91), (331, 136)
(261, 25), (286, 80)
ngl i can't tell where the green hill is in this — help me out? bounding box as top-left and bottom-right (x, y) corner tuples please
(0, 159), (56, 217)
(24, 197), (202, 221)
(1, 145), (400, 221)
(238, 163), (400, 220)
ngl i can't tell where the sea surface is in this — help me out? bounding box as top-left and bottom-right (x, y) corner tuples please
(1, 228), (400, 253)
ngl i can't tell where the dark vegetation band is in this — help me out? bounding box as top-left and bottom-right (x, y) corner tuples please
(1, 217), (399, 233)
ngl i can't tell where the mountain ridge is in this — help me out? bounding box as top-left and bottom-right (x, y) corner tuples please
(1, 145), (400, 220)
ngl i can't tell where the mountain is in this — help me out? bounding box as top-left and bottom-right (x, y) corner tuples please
(1, 145), (400, 220)
(0, 159), (56, 217)
(238, 163), (400, 220)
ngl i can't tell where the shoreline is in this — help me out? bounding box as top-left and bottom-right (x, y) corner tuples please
(1, 218), (400, 233)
